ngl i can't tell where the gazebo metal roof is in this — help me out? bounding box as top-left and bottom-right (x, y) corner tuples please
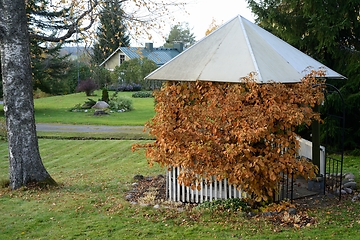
(146, 15), (345, 83)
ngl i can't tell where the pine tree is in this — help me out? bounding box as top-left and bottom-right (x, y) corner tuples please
(92, 0), (130, 65)
(247, 0), (360, 152)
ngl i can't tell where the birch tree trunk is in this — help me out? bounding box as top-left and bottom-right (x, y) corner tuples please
(0, 0), (56, 189)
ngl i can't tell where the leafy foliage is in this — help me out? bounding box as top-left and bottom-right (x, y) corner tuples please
(108, 83), (142, 92)
(108, 92), (133, 112)
(247, 0), (360, 151)
(132, 91), (153, 98)
(90, 65), (114, 89)
(134, 71), (325, 202)
(76, 79), (99, 96)
(69, 98), (96, 111)
(205, 18), (220, 36)
(197, 198), (249, 212)
(113, 58), (158, 90)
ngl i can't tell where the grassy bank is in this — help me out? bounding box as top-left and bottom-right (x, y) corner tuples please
(0, 140), (360, 239)
(0, 91), (360, 239)
(0, 91), (155, 126)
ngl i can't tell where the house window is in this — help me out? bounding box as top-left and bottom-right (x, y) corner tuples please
(119, 54), (125, 64)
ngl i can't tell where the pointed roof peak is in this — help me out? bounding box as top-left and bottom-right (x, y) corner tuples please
(146, 15), (345, 83)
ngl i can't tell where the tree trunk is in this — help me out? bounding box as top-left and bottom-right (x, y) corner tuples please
(0, 0), (56, 189)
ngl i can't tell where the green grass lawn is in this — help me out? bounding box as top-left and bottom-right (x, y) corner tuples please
(0, 90), (155, 126)
(0, 91), (359, 239)
(0, 139), (360, 239)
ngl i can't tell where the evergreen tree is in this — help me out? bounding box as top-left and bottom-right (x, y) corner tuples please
(26, 0), (77, 95)
(92, 0), (130, 65)
(163, 23), (196, 48)
(247, 0), (360, 152)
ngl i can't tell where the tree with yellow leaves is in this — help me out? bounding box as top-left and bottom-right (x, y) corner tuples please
(205, 18), (220, 36)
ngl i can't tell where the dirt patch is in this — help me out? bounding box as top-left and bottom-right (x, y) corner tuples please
(126, 175), (166, 204)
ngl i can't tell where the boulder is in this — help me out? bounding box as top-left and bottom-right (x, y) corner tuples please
(344, 187), (353, 194)
(343, 182), (357, 189)
(288, 208), (297, 215)
(344, 173), (355, 180)
(92, 101), (109, 109)
(133, 174), (144, 181)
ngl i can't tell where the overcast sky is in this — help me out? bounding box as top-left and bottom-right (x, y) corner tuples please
(132, 0), (255, 46)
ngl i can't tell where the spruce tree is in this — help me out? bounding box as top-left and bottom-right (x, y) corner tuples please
(27, 0), (73, 95)
(92, 0), (130, 65)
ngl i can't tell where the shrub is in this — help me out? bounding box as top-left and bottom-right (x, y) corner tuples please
(197, 198), (249, 212)
(76, 78), (98, 96)
(69, 98), (96, 111)
(109, 93), (133, 112)
(132, 91), (153, 98)
(107, 83), (142, 92)
(101, 89), (109, 102)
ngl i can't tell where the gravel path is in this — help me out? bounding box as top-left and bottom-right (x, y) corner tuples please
(36, 123), (145, 133)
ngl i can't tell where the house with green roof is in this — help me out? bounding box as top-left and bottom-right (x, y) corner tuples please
(99, 42), (183, 71)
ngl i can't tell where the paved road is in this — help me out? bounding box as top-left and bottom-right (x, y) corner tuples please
(36, 123), (145, 133)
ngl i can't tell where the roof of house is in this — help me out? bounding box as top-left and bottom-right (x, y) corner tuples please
(99, 46), (181, 67)
(146, 15), (345, 83)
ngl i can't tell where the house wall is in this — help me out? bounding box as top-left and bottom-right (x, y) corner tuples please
(104, 52), (130, 71)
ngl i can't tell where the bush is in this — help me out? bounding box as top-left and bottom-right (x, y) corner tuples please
(76, 79), (98, 96)
(101, 89), (109, 102)
(132, 91), (153, 98)
(197, 198), (249, 212)
(109, 93), (133, 112)
(107, 83), (142, 92)
(69, 98), (96, 111)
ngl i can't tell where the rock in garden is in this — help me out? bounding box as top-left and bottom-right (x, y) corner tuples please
(343, 182), (357, 189)
(344, 187), (353, 194)
(341, 189), (347, 195)
(93, 110), (108, 116)
(262, 212), (275, 217)
(92, 101), (109, 109)
(153, 204), (160, 209)
(288, 208), (297, 215)
(344, 173), (355, 180)
(132, 182), (139, 187)
(125, 194), (133, 200)
(133, 174), (144, 181)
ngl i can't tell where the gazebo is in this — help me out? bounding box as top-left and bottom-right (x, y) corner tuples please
(145, 15), (345, 203)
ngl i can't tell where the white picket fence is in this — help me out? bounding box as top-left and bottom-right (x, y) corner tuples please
(166, 137), (325, 203)
(166, 167), (248, 203)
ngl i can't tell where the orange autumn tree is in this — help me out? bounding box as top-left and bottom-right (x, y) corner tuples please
(134, 70), (325, 202)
